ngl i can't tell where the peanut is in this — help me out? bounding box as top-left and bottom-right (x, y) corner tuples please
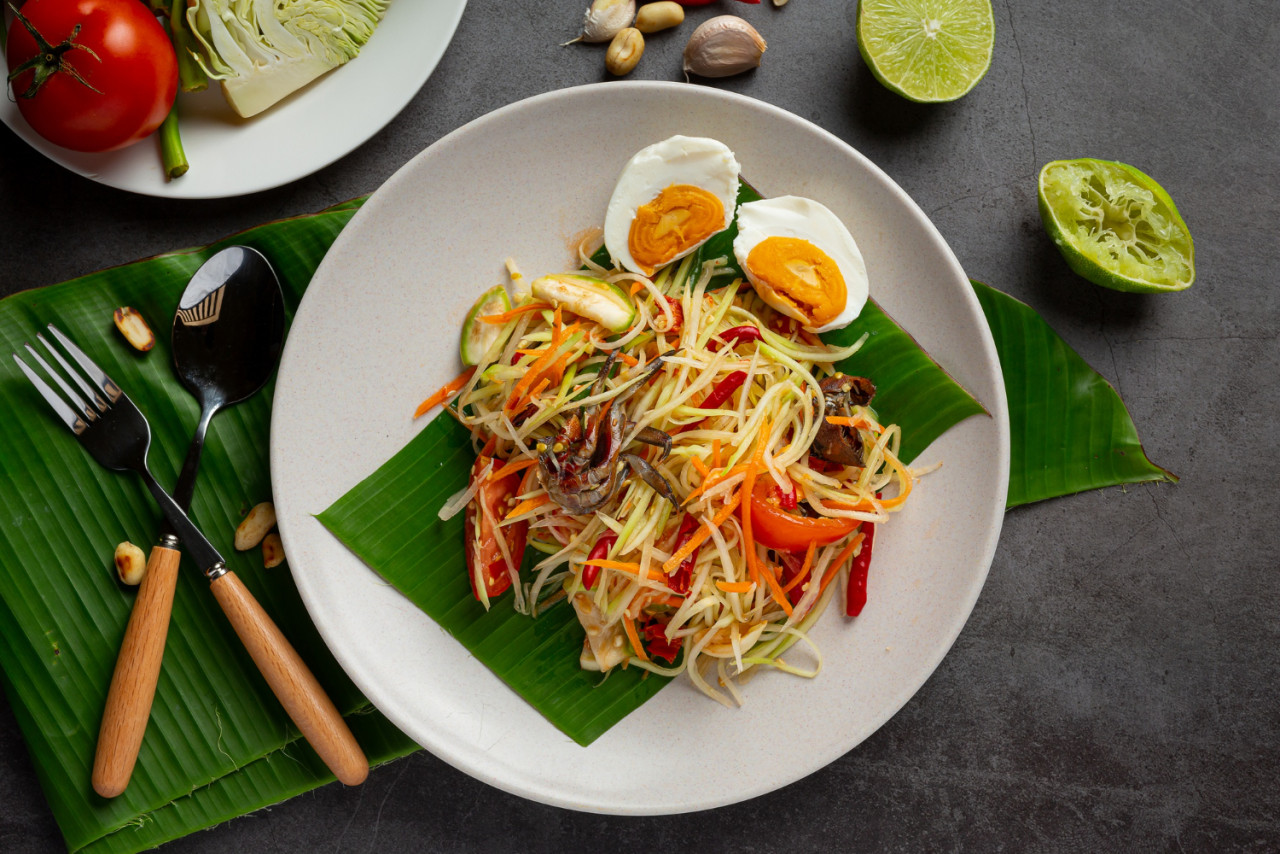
(234, 502), (277, 551)
(114, 541), (147, 586)
(606, 27), (645, 76)
(635, 1), (683, 33)
(262, 532), (285, 569)
(113, 307), (155, 352)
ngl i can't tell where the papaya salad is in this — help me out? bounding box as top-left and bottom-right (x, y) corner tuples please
(419, 136), (917, 706)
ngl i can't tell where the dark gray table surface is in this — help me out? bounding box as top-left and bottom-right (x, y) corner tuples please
(2, 1), (1277, 851)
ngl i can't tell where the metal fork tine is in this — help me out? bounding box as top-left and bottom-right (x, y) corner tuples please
(32, 335), (105, 417)
(12, 353), (90, 434)
(46, 324), (121, 404)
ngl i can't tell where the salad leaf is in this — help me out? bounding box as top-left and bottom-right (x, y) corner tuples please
(187, 0), (389, 117)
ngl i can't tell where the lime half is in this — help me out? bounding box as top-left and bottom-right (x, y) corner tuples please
(856, 0), (995, 103)
(1038, 159), (1195, 293)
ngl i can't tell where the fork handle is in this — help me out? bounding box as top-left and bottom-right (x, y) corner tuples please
(92, 543), (181, 798)
(209, 570), (369, 786)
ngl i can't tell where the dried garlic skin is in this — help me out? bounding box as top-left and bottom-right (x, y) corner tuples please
(606, 28), (645, 76)
(576, 0), (635, 44)
(683, 15), (767, 78)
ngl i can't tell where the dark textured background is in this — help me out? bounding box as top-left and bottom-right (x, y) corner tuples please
(3, 1), (1278, 851)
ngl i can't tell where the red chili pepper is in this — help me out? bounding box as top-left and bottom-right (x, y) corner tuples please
(708, 325), (763, 352)
(771, 483), (798, 511)
(659, 296), (684, 334)
(582, 532), (618, 590)
(700, 370), (747, 411)
(845, 522), (875, 617)
(641, 620), (683, 663)
(668, 513), (701, 594)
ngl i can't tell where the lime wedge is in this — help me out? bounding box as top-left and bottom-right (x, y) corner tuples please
(1038, 159), (1195, 293)
(856, 0), (995, 103)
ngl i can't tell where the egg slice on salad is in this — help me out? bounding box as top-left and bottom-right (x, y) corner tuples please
(603, 135), (741, 276)
(732, 196), (869, 333)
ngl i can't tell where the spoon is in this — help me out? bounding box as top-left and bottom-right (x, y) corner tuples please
(93, 246), (285, 798)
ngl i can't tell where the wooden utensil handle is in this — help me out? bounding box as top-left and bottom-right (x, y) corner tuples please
(209, 570), (368, 786)
(92, 544), (181, 798)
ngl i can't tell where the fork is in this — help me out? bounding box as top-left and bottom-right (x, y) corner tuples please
(14, 325), (368, 795)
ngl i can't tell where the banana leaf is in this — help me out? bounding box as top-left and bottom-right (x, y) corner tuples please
(0, 197), (417, 854)
(317, 249), (989, 746)
(971, 281), (1176, 507)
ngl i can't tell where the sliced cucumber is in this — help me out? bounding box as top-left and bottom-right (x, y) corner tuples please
(530, 274), (636, 333)
(460, 285), (513, 365)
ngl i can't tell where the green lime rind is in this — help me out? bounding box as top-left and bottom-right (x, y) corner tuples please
(1037, 158), (1195, 294)
(460, 285), (513, 365)
(855, 0), (995, 103)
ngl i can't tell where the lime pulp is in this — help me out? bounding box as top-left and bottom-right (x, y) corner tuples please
(855, 0), (996, 103)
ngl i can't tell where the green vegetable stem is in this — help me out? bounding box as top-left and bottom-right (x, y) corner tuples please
(158, 103), (188, 180)
(169, 0), (208, 92)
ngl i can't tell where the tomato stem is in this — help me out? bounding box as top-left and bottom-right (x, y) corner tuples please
(167, 0), (207, 93)
(5, 3), (102, 98)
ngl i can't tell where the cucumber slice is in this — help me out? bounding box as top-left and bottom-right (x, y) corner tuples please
(460, 285), (513, 365)
(530, 274), (636, 333)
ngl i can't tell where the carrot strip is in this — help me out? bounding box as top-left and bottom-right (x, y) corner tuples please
(505, 323), (566, 412)
(682, 463), (749, 505)
(741, 418), (771, 586)
(824, 415), (871, 430)
(581, 559), (665, 582)
(691, 457), (711, 479)
(781, 541), (817, 595)
(529, 377), (551, 400)
(617, 351), (639, 367)
(414, 366), (477, 418)
(819, 531), (866, 598)
(716, 580), (754, 593)
(479, 301), (553, 324)
(629, 280), (644, 297)
(711, 439), (721, 469)
(488, 457), (537, 482)
(505, 494), (551, 520)
(662, 492), (741, 573)
(622, 613), (650, 662)
(759, 561), (793, 616)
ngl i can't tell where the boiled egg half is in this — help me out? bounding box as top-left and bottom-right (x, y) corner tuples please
(732, 196), (869, 333)
(603, 135), (740, 277)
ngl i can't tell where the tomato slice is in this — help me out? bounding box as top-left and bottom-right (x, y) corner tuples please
(463, 455), (529, 602)
(746, 478), (860, 553)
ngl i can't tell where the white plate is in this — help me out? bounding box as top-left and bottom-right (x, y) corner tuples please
(271, 82), (1009, 814)
(0, 1), (466, 198)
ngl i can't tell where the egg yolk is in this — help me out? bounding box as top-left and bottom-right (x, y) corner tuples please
(745, 237), (847, 328)
(628, 185), (725, 275)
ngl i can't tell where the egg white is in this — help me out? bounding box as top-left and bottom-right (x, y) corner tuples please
(732, 196), (869, 332)
(603, 136), (741, 275)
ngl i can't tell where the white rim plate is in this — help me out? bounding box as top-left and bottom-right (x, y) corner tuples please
(0, 2), (466, 198)
(271, 82), (1009, 814)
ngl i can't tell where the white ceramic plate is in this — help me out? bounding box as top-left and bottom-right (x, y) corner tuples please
(0, 1), (466, 198)
(272, 82), (1009, 814)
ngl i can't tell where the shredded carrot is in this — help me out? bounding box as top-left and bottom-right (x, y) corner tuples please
(629, 280), (644, 297)
(824, 415), (871, 430)
(479, 301), (553, 324)
(819, 531), (866, 598)
(741, 418), (771, 586)
(758, 561), (793, 616)
(617, 351), (639, 367)
(479, 434), (498, 457)
(529, 377), (551, 400)
(711, 439), (721, 469)
(504, 321), (571, 412)
(582, 559), (665, 582)
(682, 463), (749, 505)
(622, 613), (649, 662)
(877, 453), (914, 509)
(414, 366), (476, 419)
(691, 457), (711, 479)
(505, 493), (551, 520)
(781, 541), (817, 595)
(663, 492), (742, 573)
(716, 580), (754, 593)
(488, 457), (537, 482)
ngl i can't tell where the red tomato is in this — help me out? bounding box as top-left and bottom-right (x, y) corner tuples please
(6, 0), (177, 152)
(463, 456), (530, 602)
(746, 478), (860, 553)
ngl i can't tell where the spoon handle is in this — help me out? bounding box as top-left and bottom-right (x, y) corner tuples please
(208, 569), (369, 786)
(92, 543), (182, 797)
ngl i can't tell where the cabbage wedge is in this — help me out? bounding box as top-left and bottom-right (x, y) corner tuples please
(187, 0), (389, 118)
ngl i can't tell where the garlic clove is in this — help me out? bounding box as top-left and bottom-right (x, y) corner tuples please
(569, 0), (636, 45)
(682, 15), (767, 79)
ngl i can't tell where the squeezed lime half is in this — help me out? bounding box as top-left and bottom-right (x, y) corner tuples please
(1038, 159), (1195, 293)
(856, 0), (995, 103)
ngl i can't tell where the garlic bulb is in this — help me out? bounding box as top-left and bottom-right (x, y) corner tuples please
(570, 0), (636, 45)
(682, 15), (767, 78)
